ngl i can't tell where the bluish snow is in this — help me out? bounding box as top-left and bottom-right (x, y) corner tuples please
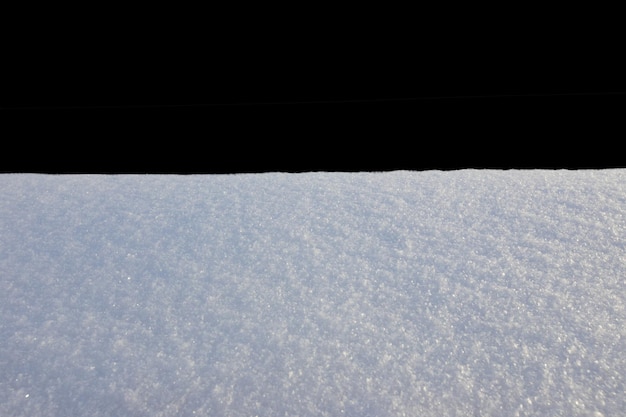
(1, 171), (625, 416)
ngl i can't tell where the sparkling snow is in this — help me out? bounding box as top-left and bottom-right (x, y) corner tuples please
(1, 171), (625, 416)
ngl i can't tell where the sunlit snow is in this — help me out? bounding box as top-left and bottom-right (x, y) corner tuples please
(1, 171), (625, 416)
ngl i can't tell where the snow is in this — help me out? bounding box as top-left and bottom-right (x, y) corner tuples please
(1, 170), (625, 416)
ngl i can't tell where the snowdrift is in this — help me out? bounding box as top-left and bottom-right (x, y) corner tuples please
(1, 171), (624, 416)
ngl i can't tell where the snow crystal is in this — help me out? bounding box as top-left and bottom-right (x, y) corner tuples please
(1, 170), (625, 416)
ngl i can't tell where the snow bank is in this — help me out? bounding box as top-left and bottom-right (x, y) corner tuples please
(1, 171), (625, 416)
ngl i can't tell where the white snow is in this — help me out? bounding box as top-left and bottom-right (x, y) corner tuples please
(1, 170), (625, 416)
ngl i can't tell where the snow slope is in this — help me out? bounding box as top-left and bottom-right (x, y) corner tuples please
(1, 171), (625, 416)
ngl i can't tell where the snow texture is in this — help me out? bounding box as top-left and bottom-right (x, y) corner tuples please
(1, 170), (625, 416)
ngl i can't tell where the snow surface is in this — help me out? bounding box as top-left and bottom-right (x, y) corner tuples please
(1, 171), (625, 416)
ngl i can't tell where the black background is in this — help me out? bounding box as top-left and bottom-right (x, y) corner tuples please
(4, 5), (624, 173)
